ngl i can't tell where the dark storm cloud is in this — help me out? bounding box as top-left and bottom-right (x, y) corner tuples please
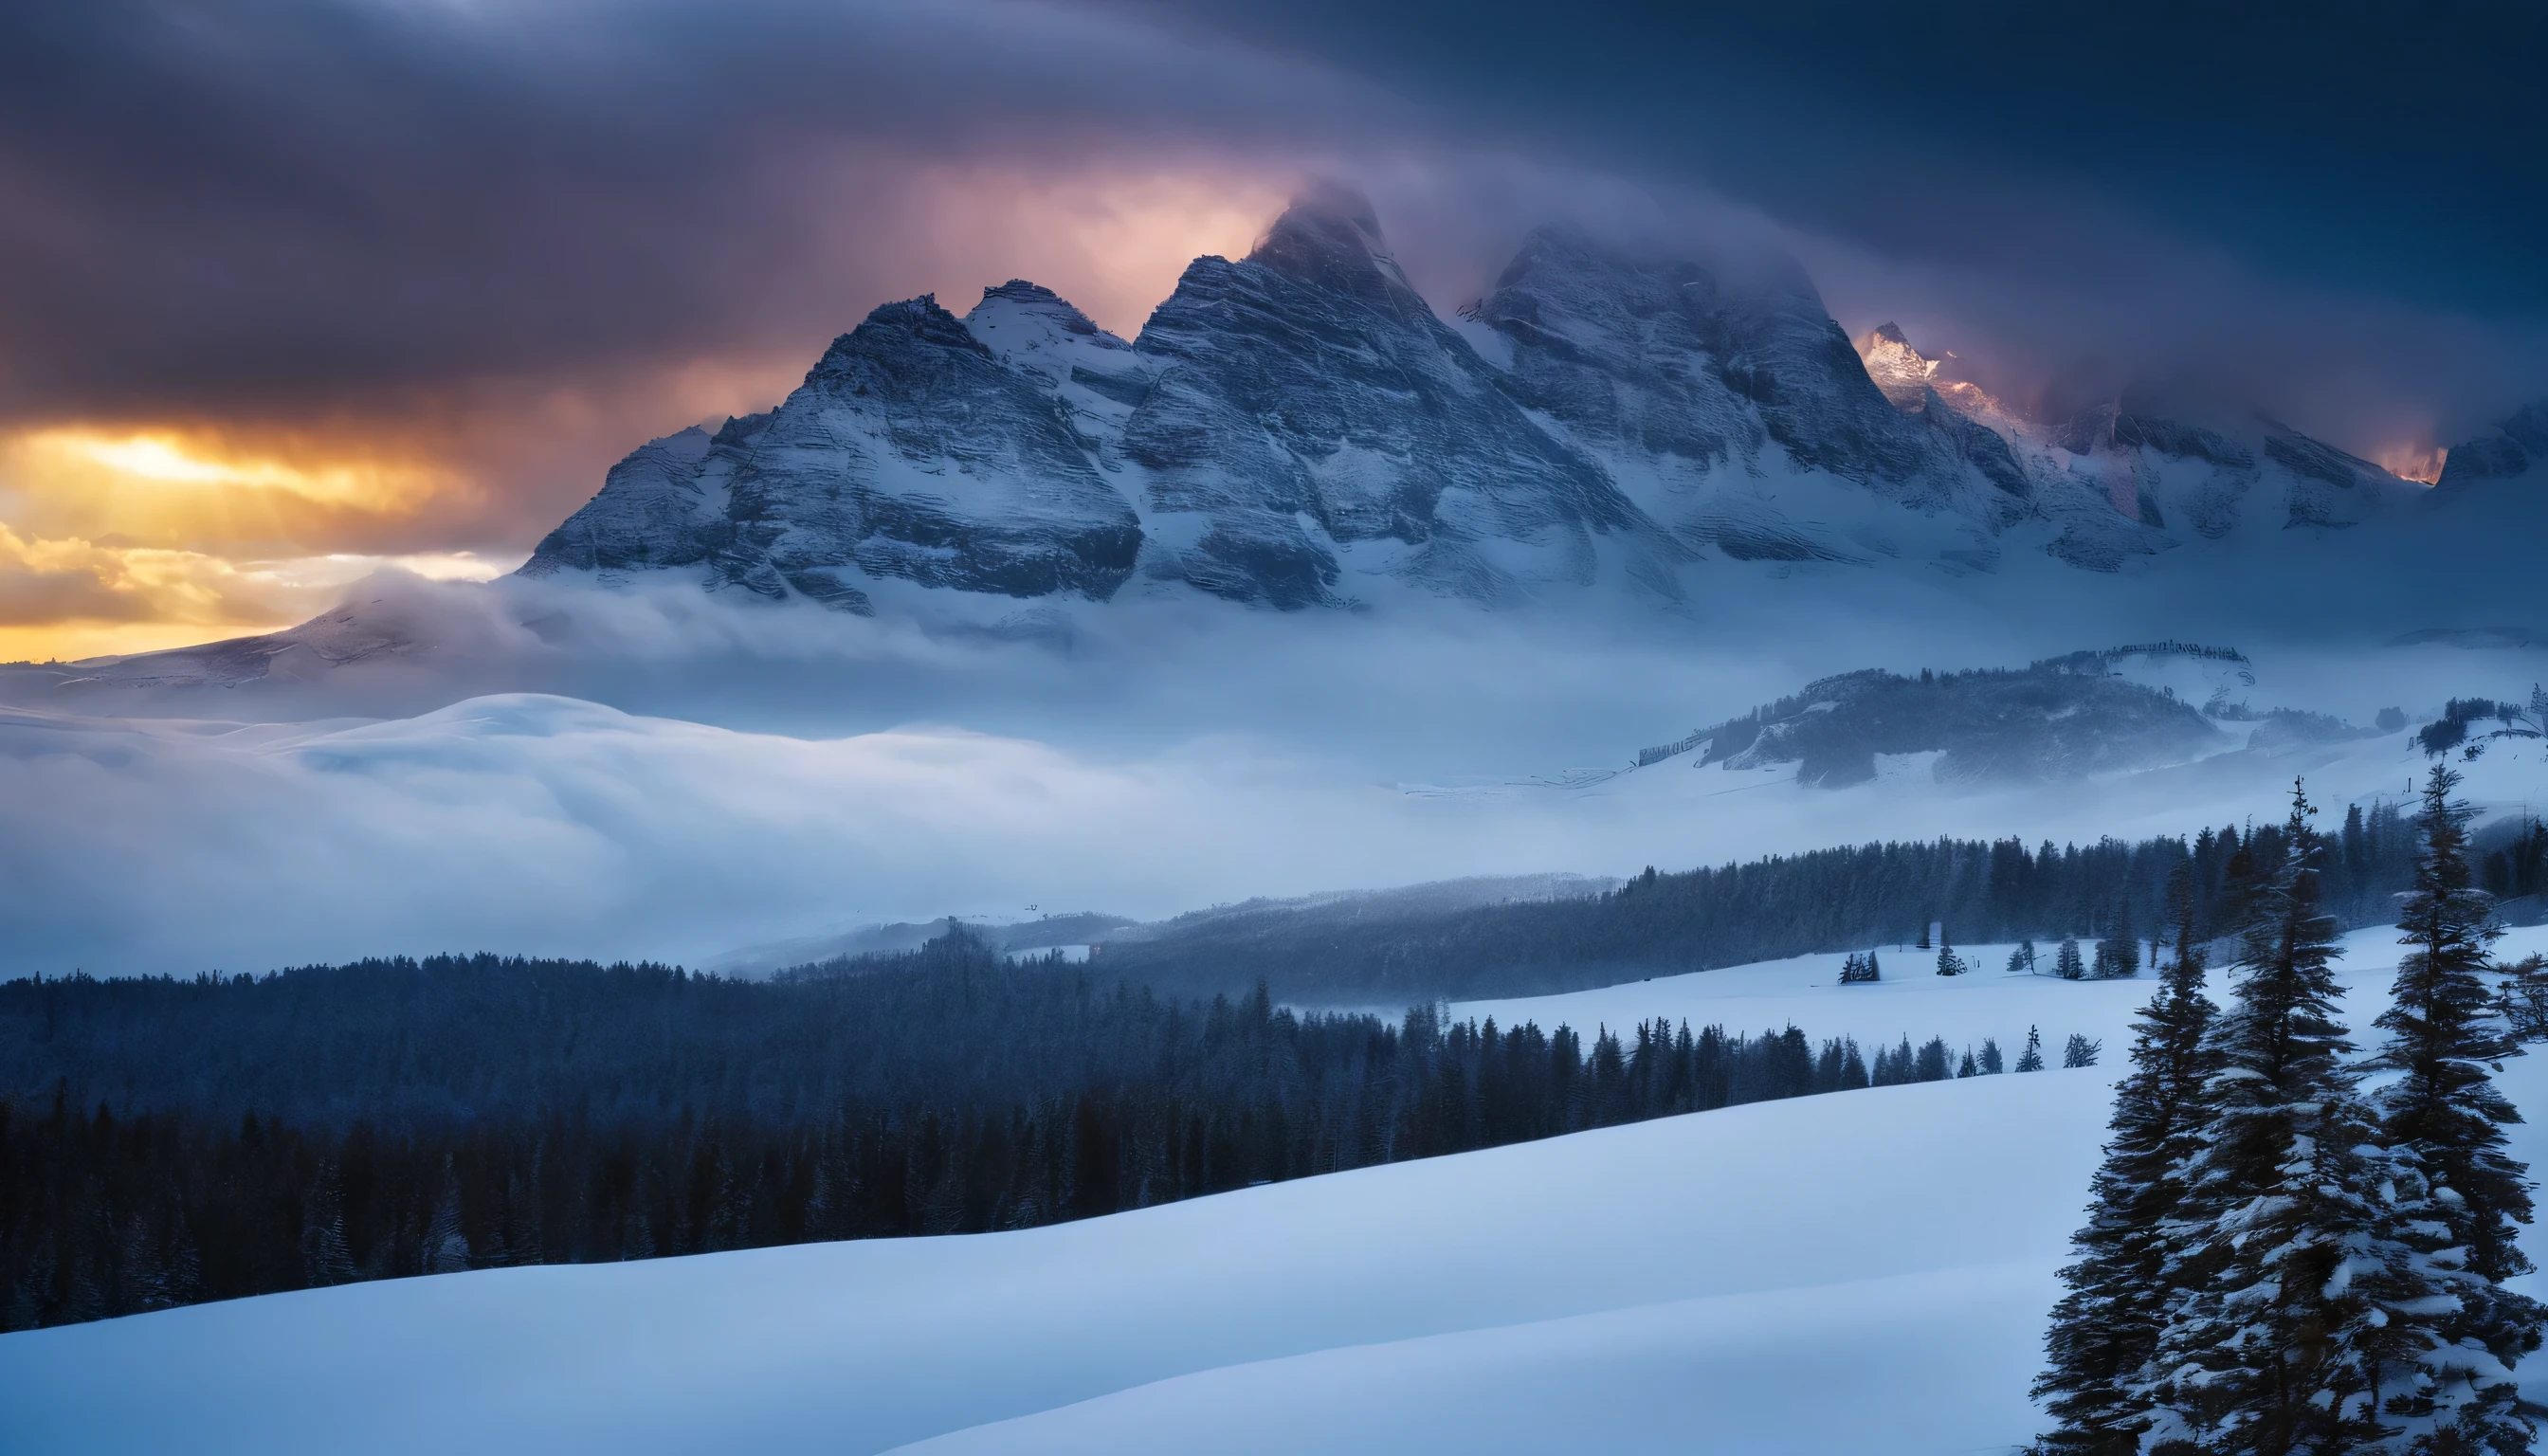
(1120, 0), (2548, 440)
(0, 0), (1392, 421)
(0, 0), (2541, 455)
(1123, 0), (2548, 315)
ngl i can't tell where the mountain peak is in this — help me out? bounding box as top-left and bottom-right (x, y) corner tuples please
(1245, 183), (1420, 311)
(1854, 322), (1938, 412)
(817, 294), (992, 370)
(974, 280), (1105, 337)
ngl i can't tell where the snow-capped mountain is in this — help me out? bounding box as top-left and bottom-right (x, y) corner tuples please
(523, 191), (1663, 610)
(518, 188), (2447, 615)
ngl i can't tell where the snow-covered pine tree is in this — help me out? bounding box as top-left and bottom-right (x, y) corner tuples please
(1980, 1037), (2006, 1074)
(2017, 1026), (2047, 1072)
(2057, 937), (2087, 981)
(2143, 780), (2438, 1454)
(2063, 1034), (2102, 1068)
(2367, 763), (2544, 1450)
(2034, 866), (2221, 1455)
(1938, 934), (1969, 976)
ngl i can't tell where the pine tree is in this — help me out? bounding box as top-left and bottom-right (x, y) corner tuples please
(2017, 1026), (2046, 1072)
(300, 1159), (355, 1288)
(2143, 780), (2438, 1454)
(1938, 934), (1969, 976)
(1980, 1037), (2006, 1074)
(424, 1158), (470, 1275)
(2094, 897), (2138, 980)
(2057, 937), (2087, 981)
(2367, 763), (2544, 1450)
(2033, 866), (2221, 1454)
(2063, 1034), (2102, 1068)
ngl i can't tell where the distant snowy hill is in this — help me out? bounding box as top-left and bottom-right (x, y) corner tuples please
(10, 927), (2545, 1455)
(1625, 644), (2249, 787)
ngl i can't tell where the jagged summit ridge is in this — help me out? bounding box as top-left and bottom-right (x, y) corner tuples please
(1843, 323), (2431, 568)
(519, 193), (2441, 612)
(1124, 195), (1656, 607)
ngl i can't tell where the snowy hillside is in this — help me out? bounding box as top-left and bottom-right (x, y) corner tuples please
(9, 927), (2546, 1455)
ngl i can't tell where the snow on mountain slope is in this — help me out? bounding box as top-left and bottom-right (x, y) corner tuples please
(521, 287), (1147, 608)
(9, 927), (2547, 1455)
(1843, 322), (2434, 571)
(1473, 228), (2026, 573)
(1124, 192), (1663, 607)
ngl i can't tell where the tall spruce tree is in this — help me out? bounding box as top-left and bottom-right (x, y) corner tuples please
(2094, 896), (2138, 980)
(2367, 763), (2543, 1450)
(2035, 864), (2222, 1454)
(2144, 781), (2438, 1454)
(2057, 937), (2088, 981)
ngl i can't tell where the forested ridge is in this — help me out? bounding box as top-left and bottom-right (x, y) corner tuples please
(1086, 809), (2449, 1003)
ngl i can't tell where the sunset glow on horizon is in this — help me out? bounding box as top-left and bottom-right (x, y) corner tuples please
(0, 163), (1303, 664)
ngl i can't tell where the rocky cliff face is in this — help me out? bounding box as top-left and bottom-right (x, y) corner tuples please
(522, 289), (1145, 609)
(1121, 199), (1655, 607)
(521, 190), (2432, 611)
(2436, 400), (2548, 493)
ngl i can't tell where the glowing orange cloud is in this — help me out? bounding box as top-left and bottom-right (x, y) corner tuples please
(2373, 444), (2448, 485)
(9, 427), (459, 520)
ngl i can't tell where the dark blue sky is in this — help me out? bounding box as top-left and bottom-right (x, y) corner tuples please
(1137, 1), (2547, 317)
(0, 0), (2539, 464)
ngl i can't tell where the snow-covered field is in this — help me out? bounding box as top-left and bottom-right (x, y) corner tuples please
(8, 927), (2548, 1455)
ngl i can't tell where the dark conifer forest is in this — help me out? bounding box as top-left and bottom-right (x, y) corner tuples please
(1, 928), (2045, 1332)
(0, 810), (2455, 1333)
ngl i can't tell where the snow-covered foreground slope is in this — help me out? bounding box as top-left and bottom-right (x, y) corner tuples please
(4, 1073), (2112, 1455)
(12, 929), (2548, 1454)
